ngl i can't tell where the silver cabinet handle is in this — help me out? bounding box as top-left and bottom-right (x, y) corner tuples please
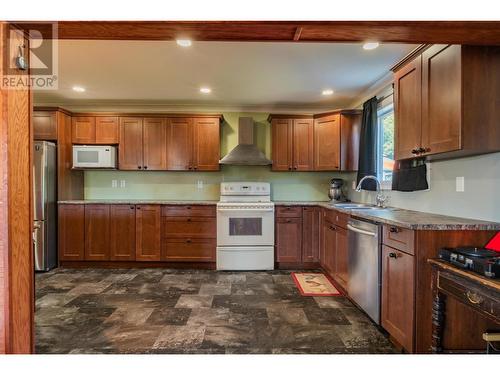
(347, 224), (376, 237)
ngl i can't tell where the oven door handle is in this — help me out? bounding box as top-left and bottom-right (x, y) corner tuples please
(217, 208), (274, 213)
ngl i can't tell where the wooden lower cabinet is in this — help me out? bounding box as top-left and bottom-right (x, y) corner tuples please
(275, 217), (303, 263)
(58, 204), (85, 261)
(84, 204), (111, 261)
(162, 217), (216, 238)
(110, 205), (136, 261)
(162, 239), (215, 262)
(334, 226), (348, 290)
(135, 205), (161, 261)
(302, 206), (320, 262)
(381, 245), (415, 352)
(322, 220), (337, 275)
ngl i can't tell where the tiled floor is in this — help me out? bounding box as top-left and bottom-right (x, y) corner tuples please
(35, 268), (396, 354)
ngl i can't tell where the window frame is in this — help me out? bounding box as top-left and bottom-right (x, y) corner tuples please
(376, 102), (395, 191)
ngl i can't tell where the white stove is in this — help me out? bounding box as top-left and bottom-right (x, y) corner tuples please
(217, 182), (274, 270)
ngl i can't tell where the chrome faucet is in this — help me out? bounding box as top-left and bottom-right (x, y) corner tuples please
(355, 175), (388, 208)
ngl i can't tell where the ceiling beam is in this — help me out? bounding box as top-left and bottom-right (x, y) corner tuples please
(11, 21), (500, 45)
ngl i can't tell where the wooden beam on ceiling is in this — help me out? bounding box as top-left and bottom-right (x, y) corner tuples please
(11, 21), (500, 45)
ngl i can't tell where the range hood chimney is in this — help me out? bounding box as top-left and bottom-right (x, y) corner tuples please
(219, 117), (272, 166)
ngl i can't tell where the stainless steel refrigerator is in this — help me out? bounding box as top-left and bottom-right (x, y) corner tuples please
(33, 141), (57, 271)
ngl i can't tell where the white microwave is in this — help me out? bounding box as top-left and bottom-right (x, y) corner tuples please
(72, 145), (117, 169)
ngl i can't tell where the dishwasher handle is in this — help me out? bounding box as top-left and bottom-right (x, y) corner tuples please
(347, 223), (377, 237)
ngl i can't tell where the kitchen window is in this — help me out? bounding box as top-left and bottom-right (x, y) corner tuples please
(377, 101), (394, 190)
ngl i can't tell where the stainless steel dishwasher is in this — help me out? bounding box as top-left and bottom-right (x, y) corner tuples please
(347, 218), (382, 324)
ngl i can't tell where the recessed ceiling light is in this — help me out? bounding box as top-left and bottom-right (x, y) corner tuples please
(200, 87), (212, 94)
(72, 86), (86, 92)
(363, 42), (380, 50)
(322, 89), (334, 96)
(176, 39), (192, 47)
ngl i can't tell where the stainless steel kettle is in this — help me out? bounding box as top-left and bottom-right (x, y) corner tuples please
(328, 178), (346, 202)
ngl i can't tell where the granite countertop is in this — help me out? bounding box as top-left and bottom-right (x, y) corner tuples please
(59, 199), (500, 231)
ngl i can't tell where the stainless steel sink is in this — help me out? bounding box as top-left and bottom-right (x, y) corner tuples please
(332, 203), (389, 210)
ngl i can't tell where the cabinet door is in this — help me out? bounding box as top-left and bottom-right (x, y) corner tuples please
(322, 221), (337, 276)
(34, 111), (57, 140)
(58, 204), (85, 261)
(143, 118), (167, 170)
(334, 226), (348, 290)
(293, 119), (314, 171)
(84, 204), (110, 261)
(313, 114), (340, 170)
(166, 117), (193, 170)
(276, 217), (302, 263)
(394, 57), (422, 160)
(72, 117), (96, 144)
(193, 117), (220, 171)
(136, 205), (161, 261)
(381, 245), (415, 352)
(110, 205), (136, 261)
(95, 116), (119, 144)
(302, 206), (320, 262)
(271, 118), (293, 171)
(421, 45), (462, 156)
(119, 117), (143, 170)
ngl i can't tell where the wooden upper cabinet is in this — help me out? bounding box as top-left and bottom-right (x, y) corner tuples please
(84, 204), (110, 261)
(72, 117), (96, 144)
(95, 116), (119, 144)
(192, 117), (220, 171)
(271, 118), (293, 171)
(292, 119), (314, 171)
(58, 204), (85, 261)
(314, 114), (341, 170)
(166, 117), (193, 170)
(135, 205), (161, 261)
(143, 118), (167, 170)
(34, 111), (57, 140)
(276, 217), (302, 263)
(394, 56), (422, 160)
(421, 45), (462, 156)
(119, 117), (144, 170)
(110, 204), (136, 261)
(381, 245), (415, 352)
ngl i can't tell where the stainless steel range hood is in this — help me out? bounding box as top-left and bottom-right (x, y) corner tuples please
(219, 117), (272, 166)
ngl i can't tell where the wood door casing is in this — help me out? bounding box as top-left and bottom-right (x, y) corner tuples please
(271, 118), (292, 171)
(135, 205), (161, 261)
(95, 116), (119, 144)
(193, 117), (220, 171)
(72, 116), (96, 144)
(381, 245), (415, 352)
(119, 117), (143, 170)
(394, 56), (422, 160)
(275, 217), (302, 262)
(166, 117), (193, 170)
(110, 205), (136, 261)
(84, 204), (111, 261)
(143, 117), (167, 170)
(302, 206), (320, 262)
(33, 111), (57, 140)
(313, 114), (340, 170)
(58, 204), (85, 261)
(292, 119), (314, 171)
(421, 44), (462, 156)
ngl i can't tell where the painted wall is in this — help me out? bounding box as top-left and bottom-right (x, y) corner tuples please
(84, 112), (343, 202)
(345, 152), (500, 222)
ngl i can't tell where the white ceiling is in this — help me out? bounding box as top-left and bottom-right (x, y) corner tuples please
(34, 40), (416, 112)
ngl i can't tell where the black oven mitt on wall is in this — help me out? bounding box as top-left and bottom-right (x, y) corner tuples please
(391, 158), (429, 192)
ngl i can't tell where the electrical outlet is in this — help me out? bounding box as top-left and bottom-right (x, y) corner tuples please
(120, 180), (126, 188)
(197, 180), (204, 190)
(352, 181), (356, 190)
(111, 180), (117, 188)
(456, 176), (465, 192)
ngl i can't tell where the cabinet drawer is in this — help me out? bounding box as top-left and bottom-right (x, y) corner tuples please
(162, 239), (215, 262)
(438, 272), (499, 322)
(162, 217), (216, 238)
(162, 205), (216, 217)
(323, 209), (348, 228)
(383, 225), (415, 255)
(276, 206), (303, 218)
